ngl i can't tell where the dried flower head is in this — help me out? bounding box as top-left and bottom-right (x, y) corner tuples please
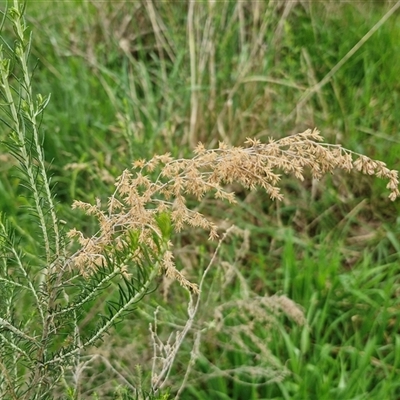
(67, 129), (399, 288)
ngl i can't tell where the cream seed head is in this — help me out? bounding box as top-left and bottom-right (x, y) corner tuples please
(68, 129), (399, 289)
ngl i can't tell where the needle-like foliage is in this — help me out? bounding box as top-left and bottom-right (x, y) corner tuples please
(0, 1), (399, 399)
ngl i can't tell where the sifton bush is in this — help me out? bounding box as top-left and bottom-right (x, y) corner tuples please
(0, 2), (398, 399)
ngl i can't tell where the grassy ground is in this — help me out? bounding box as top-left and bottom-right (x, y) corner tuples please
(1, 1), (400, 399)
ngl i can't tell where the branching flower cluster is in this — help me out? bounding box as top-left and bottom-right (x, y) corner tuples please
(68, 128), (399, 290)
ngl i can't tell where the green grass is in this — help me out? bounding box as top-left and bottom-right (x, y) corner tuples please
(1, 0), (400, 398)
(178, 232), (400, 399)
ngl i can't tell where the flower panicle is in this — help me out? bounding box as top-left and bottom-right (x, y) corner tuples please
(68, 129), (399, 282)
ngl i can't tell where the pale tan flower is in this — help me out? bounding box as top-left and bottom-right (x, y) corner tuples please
(68, 129), (399, 288)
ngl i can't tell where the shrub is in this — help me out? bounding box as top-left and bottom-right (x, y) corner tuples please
(0, 2), (398, 399)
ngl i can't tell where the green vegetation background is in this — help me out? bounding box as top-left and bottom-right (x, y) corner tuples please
(1, 1), (400, 399)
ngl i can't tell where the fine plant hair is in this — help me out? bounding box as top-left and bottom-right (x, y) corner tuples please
(0, 2), (399, 400)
